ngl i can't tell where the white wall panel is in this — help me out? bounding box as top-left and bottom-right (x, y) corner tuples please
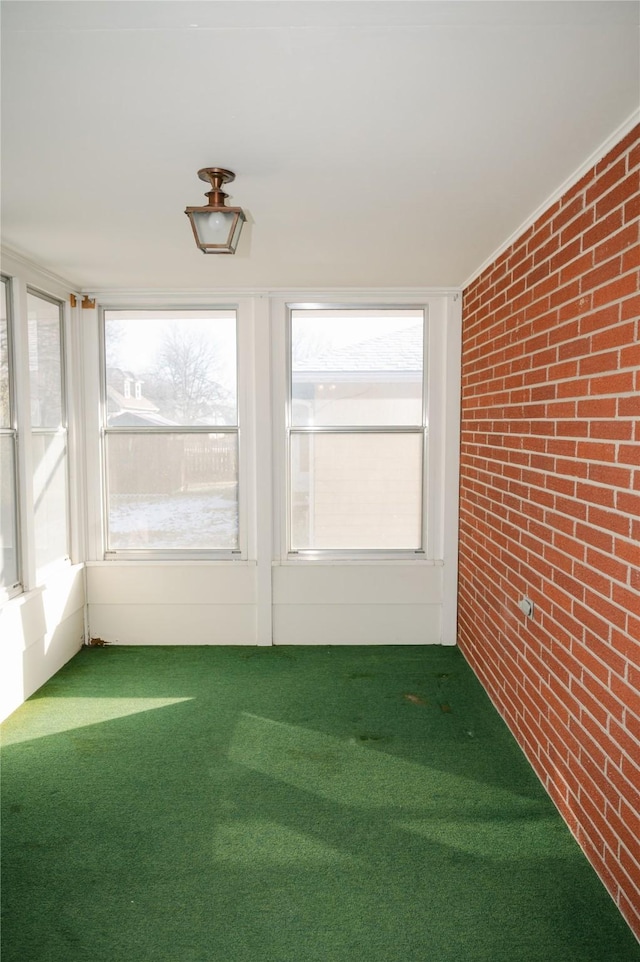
(86, 563), (258, 646)
(273, 603), (441, 646)
(0, 564), (85, 721)
(86, 562), (257, 606)
(273, 563), (442, 606)
(41, 565), (85, 625)
(25, 607), (85, 694)
(88, 603), (256, 646)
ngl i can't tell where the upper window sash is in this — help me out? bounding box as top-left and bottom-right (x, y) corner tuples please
(26, 289), (71, 574)
(103, 309), (238, 429)
(27, 289), (66, 430)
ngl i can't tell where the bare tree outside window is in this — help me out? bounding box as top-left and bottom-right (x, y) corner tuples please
(144, 327), (234, 426)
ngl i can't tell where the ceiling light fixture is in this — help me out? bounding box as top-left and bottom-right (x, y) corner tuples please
(185, 167), (246, 254)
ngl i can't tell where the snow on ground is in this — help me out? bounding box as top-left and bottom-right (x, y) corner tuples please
(108, 489), (238, 549)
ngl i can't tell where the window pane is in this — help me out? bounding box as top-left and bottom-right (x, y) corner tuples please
(32, 432), (69, 571)
(106, 433), (239, 550)
(105, 311), (237, 427)
(27, 291), (69, 572)
(291, 433), (423, 550)
(27, 293), (63, 428)
(1, 279), (10, 427)
(291, 310), (423, 427)
(1, 435), (19, 588)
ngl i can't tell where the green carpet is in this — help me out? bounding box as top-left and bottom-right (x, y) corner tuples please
(2, 646), (638, 962)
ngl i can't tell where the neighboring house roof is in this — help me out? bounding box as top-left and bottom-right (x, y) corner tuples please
(294, 324), (423, 374)
(107, 409), (177, 427)
(107, 385), (161, 415)
(106, 370), (234, 426)
(106, 369), (177, 426)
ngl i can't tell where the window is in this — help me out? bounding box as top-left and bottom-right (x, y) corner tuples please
(102, 310), (239, 556)
(288, 307), (426, 553)
(1, 278), (21, 599)
(27, 290), (70, 574)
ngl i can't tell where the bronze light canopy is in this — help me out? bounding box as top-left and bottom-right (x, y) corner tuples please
(185, 168), (246, 254)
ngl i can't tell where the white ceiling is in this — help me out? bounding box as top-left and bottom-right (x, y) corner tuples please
(1, 1), (639, 292)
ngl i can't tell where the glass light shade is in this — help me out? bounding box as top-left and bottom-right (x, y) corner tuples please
(186, 206), (245, 254)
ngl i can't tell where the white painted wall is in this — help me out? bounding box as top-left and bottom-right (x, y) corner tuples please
(0, 565), (85, 720)
(273, 562), (442, 645)
(84, 560), (444, 647)
(0, 251), (86, 722)
(86, 562), (257, 645)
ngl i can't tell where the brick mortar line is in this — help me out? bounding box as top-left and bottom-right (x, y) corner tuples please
(552, 709), (633, 788)
(459, 499), (639, 571)
(609, 846), (640, 896)
(458, 575), (639, 771)
(457, 520), (625, 603)
(461, 343), (640, 376)
(546, 728), (636, 827)
(461, 349), (640, 380)
(459, 456), (639, 498)
(468, 656), (638, 863)
(459, 507), (639, 565)
(574, 793), (622, 866)
(461, 409), (638, 420)
(461, 383), (639, 399)
(463, 281), (638, 334)
(460, 339), (640, 380)
(458, 513), (636, 603)
(468, 259), (639, 308)
(458, 544), (637, 652)
(461, 432), (638, 447)
(460, 455), (639, 481)
(521, 219), (639, 287)
(618, 835), (640, 876)
(466, 202), (640, 297)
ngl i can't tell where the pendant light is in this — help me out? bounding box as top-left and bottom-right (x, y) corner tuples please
(185, 167), (245, 254)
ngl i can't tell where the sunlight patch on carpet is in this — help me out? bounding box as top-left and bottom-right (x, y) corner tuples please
(229, 712), (525, 812)
(212, 818), (358, 865)
(396, 817), (579, 860)
(1, 697), (193, 745)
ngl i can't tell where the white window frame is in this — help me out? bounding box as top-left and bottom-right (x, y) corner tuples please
(274, 297), (450, 563)
(26, 287), (72, 580)
(0, 256), (79, 602)
(0, 275), (22, 602)
(97, 303), (250, 562)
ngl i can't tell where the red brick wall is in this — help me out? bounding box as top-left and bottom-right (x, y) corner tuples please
(458, 125), (640, 936)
